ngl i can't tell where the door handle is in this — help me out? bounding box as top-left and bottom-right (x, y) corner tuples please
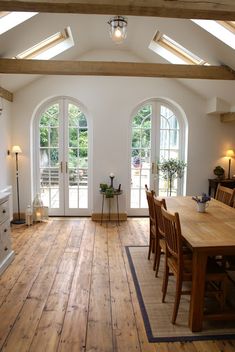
(60, 161), (63, 173)
(152, 162), (155, 174)
(66, 162), (68, 173)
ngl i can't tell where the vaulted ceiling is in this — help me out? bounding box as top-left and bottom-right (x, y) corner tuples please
(0, 1), (235, 108)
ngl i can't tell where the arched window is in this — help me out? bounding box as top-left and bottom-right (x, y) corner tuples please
(129, 99), (187, 214)
(33, 97), (90, 216)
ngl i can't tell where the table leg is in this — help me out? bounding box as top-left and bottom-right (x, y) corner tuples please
(189, 250), (207, 332)
(101, 194), (105, 225)
(116, 194), (120, 225)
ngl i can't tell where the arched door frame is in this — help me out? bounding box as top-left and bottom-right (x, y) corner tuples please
(127, 97), (188, 216)
(31, 95), (93, 216)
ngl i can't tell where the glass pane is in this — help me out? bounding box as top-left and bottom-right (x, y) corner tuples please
(79, 129), (88, 148)
(40, 128), (48, 147)
(79, 114), (87, 127)
(140, 189), (148, 208)
(169, 150), (179, 159)
(142, 116), (151, 129)
(160, 116), (168, 129)
(159, 149), (169, 161)
(50, 148), (59, 167)
(40, 188), (49, 207)
(141, 105), (152, 118)
(170, 130), (179, 149)
(79, 188), (88, 208)
(79, 169), (88, 186)
(49, 168), (59, 186)
(50, 128), (58, 147)
(69, 128), (78, 147)
(69, 169), (78, 186)
(69, 188), (78, 208)
(132, 154), (141, 168)
(140, 169), (150, 188)
(40, 149), (49, 167)
(79, 148), (88, 158)
(141, 129), (151, 148)
(131, 189), (139, 208)
(132, 114), (143, 127)
(79, 157), (88, 168)
(131, 169), (140, 188)
(140, 149), (151, 169)
(51, 188), (59, 208)
(132, 129), (141, 148)
(69, 149), (78, 167)
(168, 115), (179, 129)
(40, 168), (49, 187)
(160, 130), (169, 149)
(69, 104), (81, 126)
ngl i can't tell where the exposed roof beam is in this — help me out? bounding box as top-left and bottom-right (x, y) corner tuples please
(220, 112), (235, 123)
(0, 59), (234, 80)
(0, 0), (235, 20)
(0, 86), (13, 102)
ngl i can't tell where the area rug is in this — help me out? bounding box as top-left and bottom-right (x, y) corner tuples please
(125, 245), (235, 342)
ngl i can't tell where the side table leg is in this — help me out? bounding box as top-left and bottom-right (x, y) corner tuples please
(117, 195), (120, 225)
(109, 198), (111, 221)
(101, 194), (105, 225)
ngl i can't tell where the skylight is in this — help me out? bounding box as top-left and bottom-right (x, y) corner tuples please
(192, 20), (235, 50)
(149, 31), (209, 65)
(14, 27), (74, 60)
(0, 11), (38, 35)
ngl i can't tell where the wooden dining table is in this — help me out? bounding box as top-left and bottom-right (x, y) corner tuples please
(165, 196), (235, 332)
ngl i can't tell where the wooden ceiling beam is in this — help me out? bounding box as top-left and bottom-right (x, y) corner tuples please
(0, 0), (235, 20)
(0, 59), (234, 80)
(0, 86), (13, 102)
(220, 112), (235, 123)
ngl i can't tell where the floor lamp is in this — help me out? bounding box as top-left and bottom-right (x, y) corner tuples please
(12, 145), (25, 224)
(226, 149), (234, 180)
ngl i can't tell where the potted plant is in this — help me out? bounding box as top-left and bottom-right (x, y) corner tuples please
(158, 158), (187, 196)
(213, 165), (225, 179)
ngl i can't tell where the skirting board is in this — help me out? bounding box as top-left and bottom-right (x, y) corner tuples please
(0, 251), (15, 276)
(91, 213), (127, 221)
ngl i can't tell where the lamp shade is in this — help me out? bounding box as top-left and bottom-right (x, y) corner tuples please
(108, 16), (127, 44)
(226, 149), (234, 158)
(12, 145), (22, 154)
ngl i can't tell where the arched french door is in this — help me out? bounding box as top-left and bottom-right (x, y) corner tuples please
(33, 97), (90, 216)
(129, 99), (187, 215)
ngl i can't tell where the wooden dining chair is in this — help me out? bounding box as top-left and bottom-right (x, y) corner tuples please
(215, 184), (235, 206)
(153, 197), (167, 276)
(161, 206), (228, 325)
(145, 186), (156, 265)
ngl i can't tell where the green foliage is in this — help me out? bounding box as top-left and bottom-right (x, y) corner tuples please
(158, 158), (187, 196)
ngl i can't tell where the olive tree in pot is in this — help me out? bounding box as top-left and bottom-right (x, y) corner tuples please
(158, 158), (187, 196)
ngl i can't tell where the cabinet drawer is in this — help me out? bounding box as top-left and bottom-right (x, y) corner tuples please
(0, 220), (11, 257)
(0, 200), (9, 223)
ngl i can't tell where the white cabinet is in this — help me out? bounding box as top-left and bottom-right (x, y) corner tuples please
(0, 193), (14, 275)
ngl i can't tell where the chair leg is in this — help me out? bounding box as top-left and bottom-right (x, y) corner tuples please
(162, 258), (169, 303)
(172, 274), (183, 324)
(148, 234), (152, 260)
(154, 242), (161, 276)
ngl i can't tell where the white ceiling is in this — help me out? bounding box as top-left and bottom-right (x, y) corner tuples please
(0, 13), (235, 106)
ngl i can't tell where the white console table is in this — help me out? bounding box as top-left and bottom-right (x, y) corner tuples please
(0, 193), (14, 275)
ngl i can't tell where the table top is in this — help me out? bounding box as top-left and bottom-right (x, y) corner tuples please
(165, 196), (235, 250)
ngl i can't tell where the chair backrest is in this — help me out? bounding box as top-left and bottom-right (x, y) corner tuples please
(161, 207), (183, 265)
(153, 197), (167, 237)
(145, 189), (155, 224)
(215, 184), (235, 206)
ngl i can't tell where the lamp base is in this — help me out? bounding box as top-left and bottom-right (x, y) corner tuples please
(11, 219), (26, 225)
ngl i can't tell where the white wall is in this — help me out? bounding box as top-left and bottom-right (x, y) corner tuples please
(0, 99), (12, 191)
(10, 66), (235, 215)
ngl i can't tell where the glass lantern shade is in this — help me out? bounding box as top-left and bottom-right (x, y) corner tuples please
(108, 16), (128, 44)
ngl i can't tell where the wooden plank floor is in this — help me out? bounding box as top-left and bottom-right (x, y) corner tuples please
(0, 218), (235, 352)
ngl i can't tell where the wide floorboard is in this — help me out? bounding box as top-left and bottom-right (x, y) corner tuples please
(0, 218), (235, 351)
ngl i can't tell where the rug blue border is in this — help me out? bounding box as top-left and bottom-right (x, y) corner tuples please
(125, 245), (235, 343)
